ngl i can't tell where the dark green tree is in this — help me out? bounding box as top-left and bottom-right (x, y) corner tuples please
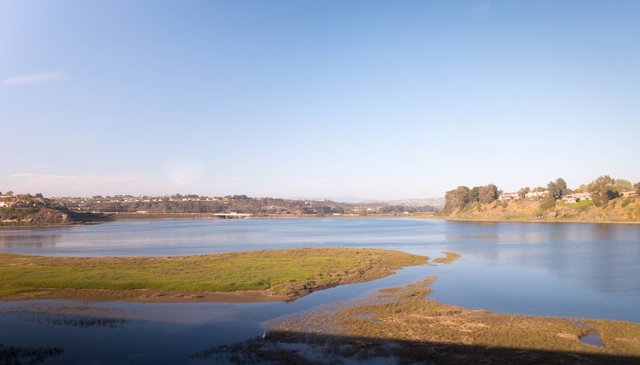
(478, 184), (499, 204)
(468, 187), (480, 204)
(518, 187), (530, 199)
(444, 186), (470, 213)
(547, 178), (568, 200)
(588, 175), (619, 206)
(613, 179), (633, 192)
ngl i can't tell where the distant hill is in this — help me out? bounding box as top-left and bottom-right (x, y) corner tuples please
(384, 198), (444, 210)
(53, 195), (440, 216)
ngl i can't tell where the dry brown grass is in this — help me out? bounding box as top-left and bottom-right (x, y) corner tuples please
(440, 196), (640, 223)
(271, 277), (640, 358)
(433, 252), (462, 265)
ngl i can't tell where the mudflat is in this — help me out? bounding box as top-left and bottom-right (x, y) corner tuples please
(205, 253), (640, 365)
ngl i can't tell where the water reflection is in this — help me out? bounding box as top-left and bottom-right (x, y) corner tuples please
(0, 264), (436, 365)
(1, 219), (640, 364)
(0, 233), (58, 248)
(0, 218), (639, 320)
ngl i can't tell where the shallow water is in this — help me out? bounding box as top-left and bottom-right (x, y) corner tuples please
(580, 332), (604, 347)
(1, 218), (639, 364)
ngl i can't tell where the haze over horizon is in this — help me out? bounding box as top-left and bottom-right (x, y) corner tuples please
(2, 1), (639, 200)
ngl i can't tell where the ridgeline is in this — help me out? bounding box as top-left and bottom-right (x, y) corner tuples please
(0, 191), (439, 227)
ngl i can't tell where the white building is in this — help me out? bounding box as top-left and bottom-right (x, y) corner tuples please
(562, 193), (592, 203)
(525, 191), (548, 199)
(498, 192), (520, 201)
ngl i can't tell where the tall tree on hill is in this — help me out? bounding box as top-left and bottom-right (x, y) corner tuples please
(444, 186), (470, 213)
(468, 187), (480, 204)
(614, 179), (633, 192)
(588, 175), (619, 206)
(479, 184), (499, 204)
(547, 178), (568, 200)
(518, 187), (530, 199)
(635, 182), (640, 195)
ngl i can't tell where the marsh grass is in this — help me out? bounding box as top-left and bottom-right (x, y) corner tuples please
(433, 252), (461, 265)
(0, 344), (64, 364)
(267, 276), (640, 362)
(0, 248), (426, 301)
(557, 200), (595, 210)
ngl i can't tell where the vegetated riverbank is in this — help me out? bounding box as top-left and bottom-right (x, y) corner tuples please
(0, 248), (426, 302)
(438, 197), (640, 224)
(205, 254), (640, 365)
(109, 212), (438, 220)
(0, 207), (111, 227)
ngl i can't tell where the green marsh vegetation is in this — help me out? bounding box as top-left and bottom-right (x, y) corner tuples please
(0, 248), (426, 302)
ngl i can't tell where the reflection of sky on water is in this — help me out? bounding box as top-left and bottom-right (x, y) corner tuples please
(0, 233), (58, 248)
(1, 219), (640, 364)
(450, 223), (640, 296)
(1, 218), (639, 322)
(0, 264), (435, 365)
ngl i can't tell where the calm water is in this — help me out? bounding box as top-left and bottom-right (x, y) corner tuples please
(1, 218), (639, 364)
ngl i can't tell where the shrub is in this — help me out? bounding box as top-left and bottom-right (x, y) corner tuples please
(539, 198), (556, 210)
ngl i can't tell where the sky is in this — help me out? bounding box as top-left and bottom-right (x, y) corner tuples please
(1, 0), (639, 200)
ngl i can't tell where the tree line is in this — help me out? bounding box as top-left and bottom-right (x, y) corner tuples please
(55, 195), (438, 215)
(443, 184), (499, 213)
(443, 176), (640, 213)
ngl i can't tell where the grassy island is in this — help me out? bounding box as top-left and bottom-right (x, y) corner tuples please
(0, 248), (426, 302)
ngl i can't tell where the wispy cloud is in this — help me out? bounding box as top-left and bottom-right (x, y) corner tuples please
(2, 71), (67, 86)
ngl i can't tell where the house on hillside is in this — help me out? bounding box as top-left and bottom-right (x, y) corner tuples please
(621, 190), (638, 198)
(562, 193), (592, 203)
(498, 192), (520, 201)
(0, 200), (16, 208)
(525, 191), (548, 199)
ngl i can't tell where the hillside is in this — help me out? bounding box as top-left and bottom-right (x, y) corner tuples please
(0, 207), (111, 227)
(439, 196), (640, 223)
(54, 194), (438, 216)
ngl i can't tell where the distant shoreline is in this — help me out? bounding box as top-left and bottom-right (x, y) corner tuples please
(3, 212), (640, 227)
(71, 212), (640, 225)
(430, 216), (640, 225)
(0, 212), (437, 227)
(108, 212), (438, 221)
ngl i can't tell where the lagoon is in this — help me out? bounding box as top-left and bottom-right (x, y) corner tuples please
(1, 218), (639, 364)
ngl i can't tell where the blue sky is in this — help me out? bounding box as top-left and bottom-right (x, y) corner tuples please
(1, 0), (639, 200)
